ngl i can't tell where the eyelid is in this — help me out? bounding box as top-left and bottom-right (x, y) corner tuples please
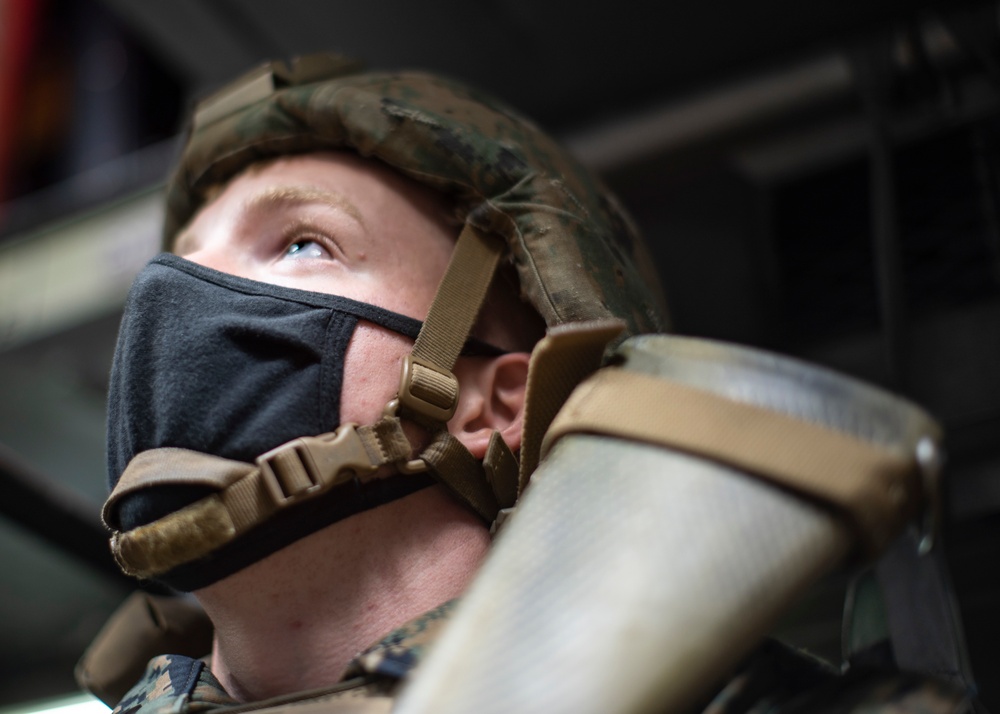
(278, 220), (347, 260)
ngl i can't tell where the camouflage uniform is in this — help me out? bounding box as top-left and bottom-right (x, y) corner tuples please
(108, 601), (964, 714)
(112, 602), (457, 714)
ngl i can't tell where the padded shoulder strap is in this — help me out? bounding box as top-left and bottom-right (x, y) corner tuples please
(542, 366), (923, 555)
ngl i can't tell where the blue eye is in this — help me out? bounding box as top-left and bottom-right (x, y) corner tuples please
(283, 240), (329, 259)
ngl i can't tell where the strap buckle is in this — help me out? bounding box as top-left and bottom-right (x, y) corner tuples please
(397, 355), (460, 424)
(257, 424), (378, 507)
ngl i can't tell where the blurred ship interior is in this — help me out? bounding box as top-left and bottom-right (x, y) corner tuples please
(1, 0), (999, 709)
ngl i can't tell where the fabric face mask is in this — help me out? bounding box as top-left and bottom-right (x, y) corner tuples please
(106, 254), (500, 588)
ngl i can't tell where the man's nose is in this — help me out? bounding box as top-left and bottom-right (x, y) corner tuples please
(182, 245), (252, 279)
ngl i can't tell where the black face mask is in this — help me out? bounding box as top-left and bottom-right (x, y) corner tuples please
(107, 254), (501, 589)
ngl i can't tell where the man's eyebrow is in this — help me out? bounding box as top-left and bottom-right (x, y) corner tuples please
(243, 186), (368, 229)
(171, 185), (368, 256)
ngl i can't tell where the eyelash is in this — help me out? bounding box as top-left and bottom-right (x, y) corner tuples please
(277, 224), (342, 260)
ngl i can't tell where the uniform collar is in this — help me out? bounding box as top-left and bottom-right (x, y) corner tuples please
(343, 599), (457, 679)
(112, 599), (458, 714)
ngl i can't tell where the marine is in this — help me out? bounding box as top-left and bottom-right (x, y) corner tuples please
(78, 52), (980, 713)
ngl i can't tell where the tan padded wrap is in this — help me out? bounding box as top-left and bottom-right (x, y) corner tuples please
(102, 447), (254, 526)
(518, 320), (625, 493)
(112, 495), (235, 579)
(422, 430), (500, 522)
(107, 419), (415, 578)
(542, 368), (920, 554)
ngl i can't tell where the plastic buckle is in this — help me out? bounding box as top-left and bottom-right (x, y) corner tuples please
(397, 355), (459, 424)
(257, 424), (378, 507)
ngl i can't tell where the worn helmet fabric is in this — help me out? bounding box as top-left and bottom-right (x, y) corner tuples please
(163, 53), (668, 336)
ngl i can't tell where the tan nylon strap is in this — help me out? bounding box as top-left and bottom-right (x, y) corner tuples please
(542, 368), (921, 553)
(366, 416), (415, 462)
(412, 223), (503, 369)
(422, 430), (500, 523)
(483, 431), (519, 509)
(518, 320), (625, 493)
(398, 223), (504, 424)
(220, 472), (272, 532)
(108, 419), (416, 579)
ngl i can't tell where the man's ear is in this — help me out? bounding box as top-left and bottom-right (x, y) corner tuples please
(450, 352), (530, 459)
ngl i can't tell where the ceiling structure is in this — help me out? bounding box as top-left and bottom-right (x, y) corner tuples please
(1, 0), (999, 708)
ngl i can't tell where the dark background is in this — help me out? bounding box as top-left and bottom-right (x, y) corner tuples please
(1, 0), (998, 708)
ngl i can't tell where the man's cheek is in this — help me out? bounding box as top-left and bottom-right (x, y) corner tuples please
(340, 325), (412, 424)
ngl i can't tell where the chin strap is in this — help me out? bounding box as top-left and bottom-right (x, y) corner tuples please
(387, 221), (520, 520)
(107, 418), (407, 579)
(392, 222), (506, 427)
(106, 415), (521, 580)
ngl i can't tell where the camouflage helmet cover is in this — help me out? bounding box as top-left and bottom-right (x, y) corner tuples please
(164, 53), (668, 336)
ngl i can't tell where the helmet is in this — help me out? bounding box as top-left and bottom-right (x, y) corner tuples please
(104, 53), (669, 584)
(163, 53), (667, 336)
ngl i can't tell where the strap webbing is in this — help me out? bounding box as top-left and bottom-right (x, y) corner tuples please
(422, 430), (500, 523)
(107, 418), (416, 579)
(398, 223), (505, 425)
(542, 368), (922, 554)
(484, 431), (519, 509)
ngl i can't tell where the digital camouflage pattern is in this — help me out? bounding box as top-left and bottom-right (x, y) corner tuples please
(109, 600), (966, 714)
(342, 599), (457, 680)
(111, 601), (457, 714)
(163, 53), (668, 337)
(113, 655), (233, 714)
